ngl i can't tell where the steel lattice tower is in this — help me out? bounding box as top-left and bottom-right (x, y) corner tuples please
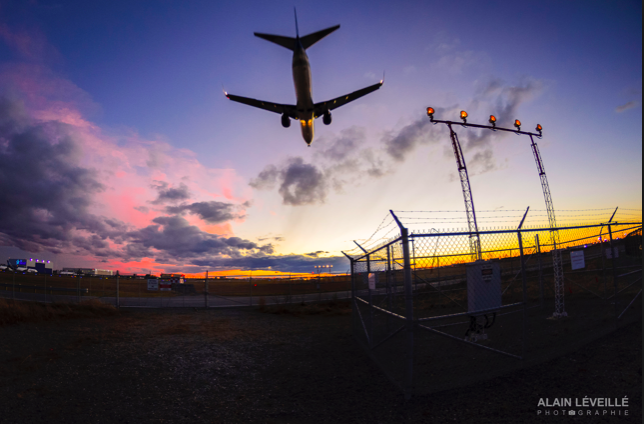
(530, 135), (566, 317)
(448, 124), (482, 261)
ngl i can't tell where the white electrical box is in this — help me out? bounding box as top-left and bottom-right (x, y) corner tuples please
(466, 259), (501, 315)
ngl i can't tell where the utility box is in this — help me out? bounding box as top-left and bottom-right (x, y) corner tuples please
(466, 259), (501, 315)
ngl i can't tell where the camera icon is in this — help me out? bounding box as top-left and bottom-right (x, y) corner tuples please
(568, 410), (576, 415)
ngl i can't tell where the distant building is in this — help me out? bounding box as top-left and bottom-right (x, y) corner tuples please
(160, 273), (185, 284)
(61, 268), (114, 276)
(7, 258), (53, 275)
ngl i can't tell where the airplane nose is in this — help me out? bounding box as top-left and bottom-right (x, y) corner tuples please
(300, 119), (314, 145)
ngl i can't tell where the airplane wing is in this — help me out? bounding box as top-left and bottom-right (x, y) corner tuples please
(313, 80), (383, 118)
(225, 93), (298, 119)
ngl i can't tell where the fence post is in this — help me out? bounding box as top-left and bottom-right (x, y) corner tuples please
(387, 245), (392, 316)
(116, 275), (120, 308)
(205, 271), (209, 308)
(250, 275), (253, 306)
(390, 210), (414, 400)
(536, 234), (543, 308)
(608, 223), (619, 327)
(603, 208), (619, 303)
(349, 255), (356, 337)
(78, 276), (81, 303)
(518, 207), (529, 358)
(367, 254), (373, 347)
(412, 238), (417, 292)
(600, 228), (607, 299)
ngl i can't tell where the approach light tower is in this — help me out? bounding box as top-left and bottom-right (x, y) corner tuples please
(426, 108), (566, 318)
(427, 108), (482, 261)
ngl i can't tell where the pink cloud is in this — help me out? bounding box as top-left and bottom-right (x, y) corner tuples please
(0, 61), (255, 273)
(0, 24), (51, 61)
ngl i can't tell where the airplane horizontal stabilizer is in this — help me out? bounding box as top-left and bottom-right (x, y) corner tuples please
(300, 25), (340, 50)
(313, 80), (383, 117)
(254, 33), (298, 50)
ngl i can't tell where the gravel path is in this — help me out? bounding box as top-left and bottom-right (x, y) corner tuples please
(0, 306), (640, 423)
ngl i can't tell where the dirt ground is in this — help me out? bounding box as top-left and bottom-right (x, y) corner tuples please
(0, 303), (640, 423)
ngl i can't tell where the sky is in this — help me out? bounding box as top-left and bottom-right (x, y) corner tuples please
(0, 0), (641, 276)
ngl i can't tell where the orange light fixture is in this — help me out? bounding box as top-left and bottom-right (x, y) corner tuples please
(514, 119), (521, 130)
(489, 115), (497, 127)
(427, 107), (435, 121)
(460, 110), (468, 123)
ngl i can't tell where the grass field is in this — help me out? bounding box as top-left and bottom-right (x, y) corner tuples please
(0, 298), (117, 326)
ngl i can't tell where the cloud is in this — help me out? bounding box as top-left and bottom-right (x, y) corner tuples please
(251, 158), (327, 206)
(150, 181), (191, 204)
(427, 33), (490, 75)
(382, 116), (438, 162)
(0, 97), (117, 254)
(474, 78), (543, 129)
(0, 91), (259, 270)
(304, 251), (327, 257)
(251, 127), (392, 205)
(165, 201), (244, 224)
(251, 157), (327, 206)
(189, 253), (349, 273)
(124, 215), (271, 261)
(278, 157), (327, 206)
(434, 50), (491, 75)
(615, 100), (640, 113)
(0, 23), (59, 62)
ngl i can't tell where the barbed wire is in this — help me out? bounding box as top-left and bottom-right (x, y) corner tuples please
(394, 208), (642, 213)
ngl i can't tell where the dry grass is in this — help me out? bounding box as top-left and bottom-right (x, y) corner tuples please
(259, 298), (351, 316)
(0, 298), (118, 326)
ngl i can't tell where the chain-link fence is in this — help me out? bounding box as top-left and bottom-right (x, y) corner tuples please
(349, 217), (642, 399)
(0, 271), (352, 308)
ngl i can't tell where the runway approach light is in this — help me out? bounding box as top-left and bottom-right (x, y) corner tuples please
(536, 124), (543, 136)
(460, 110), (468, 123)
(489, 115), (497, 128)
(427, 107), (435, 121)
(514, 119), (521, 131)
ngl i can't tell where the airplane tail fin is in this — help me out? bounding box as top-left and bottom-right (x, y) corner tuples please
(299, 25), (340, 50)
(294, 7), (300, 38)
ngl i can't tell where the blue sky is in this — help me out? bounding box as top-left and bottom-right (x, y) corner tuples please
(0, 0), (641, 274)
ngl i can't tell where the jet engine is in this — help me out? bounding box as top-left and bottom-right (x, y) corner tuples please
(281, 113), (291, 128)
(323, 111), (332, 125)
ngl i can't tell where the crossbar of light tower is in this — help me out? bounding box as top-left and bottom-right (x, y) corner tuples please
(426, 108), (566, 318)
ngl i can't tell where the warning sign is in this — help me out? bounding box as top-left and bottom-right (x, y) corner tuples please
(368, 273), (376, 290)
(147, 279), (158, 291)
(481, 265), (494, 283)
(605, 247), (619, 259)
(570, 250), (585, 270)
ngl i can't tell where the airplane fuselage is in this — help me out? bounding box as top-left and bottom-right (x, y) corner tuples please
(226, 20), (382, 146)
(292, 43), (314, 144)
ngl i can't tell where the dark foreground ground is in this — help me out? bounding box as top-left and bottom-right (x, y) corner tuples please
(0, 302), (641, 423)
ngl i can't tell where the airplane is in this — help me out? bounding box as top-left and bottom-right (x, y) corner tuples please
(224, 10), (383, 146)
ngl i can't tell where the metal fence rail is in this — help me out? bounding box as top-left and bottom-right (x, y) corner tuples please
(349, 217), (642, 399)
(0, 273), (353, 308)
